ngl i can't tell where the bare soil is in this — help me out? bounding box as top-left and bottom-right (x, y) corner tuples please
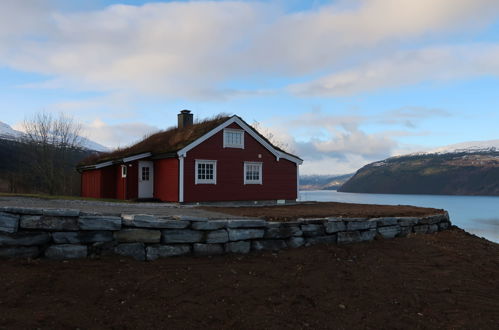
(1, 228), (498, 329)
(202, 202), (446, 221)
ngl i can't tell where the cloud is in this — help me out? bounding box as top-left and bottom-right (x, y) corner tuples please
(377, 106), (452, 128)
(81, 118), (159, 148)
(250, 0), (499, 74)
(259, 106), (451, 174)
(299, 154), (376, 175)
(2, 1), (265, 99)
(2, 1), (499, 99)
(290, 44), (499, 96)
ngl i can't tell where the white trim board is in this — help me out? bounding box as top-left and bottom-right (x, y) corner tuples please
(94, 161), (114, 169)
(123, 152), (152, 163)
(179, 156), (185, 203)
(82, 152), (152, 170)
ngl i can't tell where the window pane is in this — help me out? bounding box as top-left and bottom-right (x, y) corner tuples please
(245, 163), (261, 183)
(142, 167), (150, 181)
(225, 130), (243, 147)
(197, 161), (216, 183)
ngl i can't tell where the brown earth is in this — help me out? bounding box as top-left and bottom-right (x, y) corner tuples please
(1, 228), (498, 329)
(202, 202), (446, 221)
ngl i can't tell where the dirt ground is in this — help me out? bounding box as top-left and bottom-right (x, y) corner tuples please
(0, 228), (497, 329)
(202, 202), (446, 221)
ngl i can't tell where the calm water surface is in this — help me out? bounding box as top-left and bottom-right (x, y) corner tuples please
(299, 190), (499, 243)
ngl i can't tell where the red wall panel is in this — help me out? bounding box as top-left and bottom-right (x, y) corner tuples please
(81, 161), (139, 201)
(81, 169), (102, 198)
(154, 158), (179, 202)
(116, 165), (126, 200)
(183, 124), (297, 202)
(100, 166), (117, 199)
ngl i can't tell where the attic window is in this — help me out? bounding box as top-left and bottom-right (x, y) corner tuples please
(223, 129), (244, 149)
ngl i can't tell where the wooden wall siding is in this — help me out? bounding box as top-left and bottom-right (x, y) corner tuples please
(154, 158), (179, 202)
(81, 169), (102, 198)
(116, 165), (126, 200)
(227, 122), (241, 129)
(184, 123), (297, 202)
(101, 166), (117, 199)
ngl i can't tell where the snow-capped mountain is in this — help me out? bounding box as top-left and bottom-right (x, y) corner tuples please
(79, 137), (110, 152)
(0, 121), (109, 152)
(395, 139), (499, 159)
(0, 121), (22, 140)
(429, 140), (499, 154)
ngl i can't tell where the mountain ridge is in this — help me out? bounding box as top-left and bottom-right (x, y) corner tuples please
(339, 142), (499, 196)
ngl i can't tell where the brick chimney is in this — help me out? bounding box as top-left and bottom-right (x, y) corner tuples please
(177, 109), (193, 129)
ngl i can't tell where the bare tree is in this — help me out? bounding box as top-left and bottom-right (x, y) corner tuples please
(22, 112), (83, 149)
(251, 121), (293, 153)
(19, 112), (84, 195)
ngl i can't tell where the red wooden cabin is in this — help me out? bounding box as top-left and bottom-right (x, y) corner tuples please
(78, 111), (303, 203)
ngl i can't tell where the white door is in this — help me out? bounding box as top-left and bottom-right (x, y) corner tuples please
(138, 161), (154, 198)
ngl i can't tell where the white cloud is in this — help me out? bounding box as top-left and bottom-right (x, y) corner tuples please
(299, 154), (375, 175)
(290, 44), (499, 96)
(250, 0), (499, 74)
(81, 118), (159, 148)
(259, 107), (451, 174)
(1, 1), (499, 99)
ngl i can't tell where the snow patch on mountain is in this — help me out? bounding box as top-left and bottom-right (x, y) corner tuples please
(0, 121), (22, 140)
(0, 121), (109, 152)
(429, 140), (499, 154)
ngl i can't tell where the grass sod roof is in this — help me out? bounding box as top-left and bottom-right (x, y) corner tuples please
(78, 114), (301, 168)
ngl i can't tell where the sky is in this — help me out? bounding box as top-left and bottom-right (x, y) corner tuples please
(1, 0), (499, 175)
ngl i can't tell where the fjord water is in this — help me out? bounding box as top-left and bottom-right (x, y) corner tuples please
(299, 190), (499, 243)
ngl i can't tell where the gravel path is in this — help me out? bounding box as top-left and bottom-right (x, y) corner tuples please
(0, 196), (238, 218)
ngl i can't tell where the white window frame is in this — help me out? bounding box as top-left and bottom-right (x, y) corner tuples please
(244, 162), (263, 185)
(195, 160), (217, 184)
(121, 165), (127, 178)
(223, 129), (244, 149)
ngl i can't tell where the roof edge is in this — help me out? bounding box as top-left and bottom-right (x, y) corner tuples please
(78, 152), (152, 171)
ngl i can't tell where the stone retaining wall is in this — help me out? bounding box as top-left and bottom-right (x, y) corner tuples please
(0, 206), (452, 261)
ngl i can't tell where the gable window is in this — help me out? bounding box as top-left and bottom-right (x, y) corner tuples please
(141, 166), (150, 181)
(195, 160), (217, 184)
(223, 129), (244, 149)
(244, 162), (262, 184)
(121, 165), (127, 178)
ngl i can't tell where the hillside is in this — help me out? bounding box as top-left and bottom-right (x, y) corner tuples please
(339, 150), (499, 195)
(0, 139), (95, 195)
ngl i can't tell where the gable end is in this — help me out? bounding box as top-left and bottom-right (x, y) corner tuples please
(177, 116), (302, 165)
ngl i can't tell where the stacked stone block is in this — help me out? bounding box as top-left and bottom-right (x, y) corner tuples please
(0, 206), (452, 261)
